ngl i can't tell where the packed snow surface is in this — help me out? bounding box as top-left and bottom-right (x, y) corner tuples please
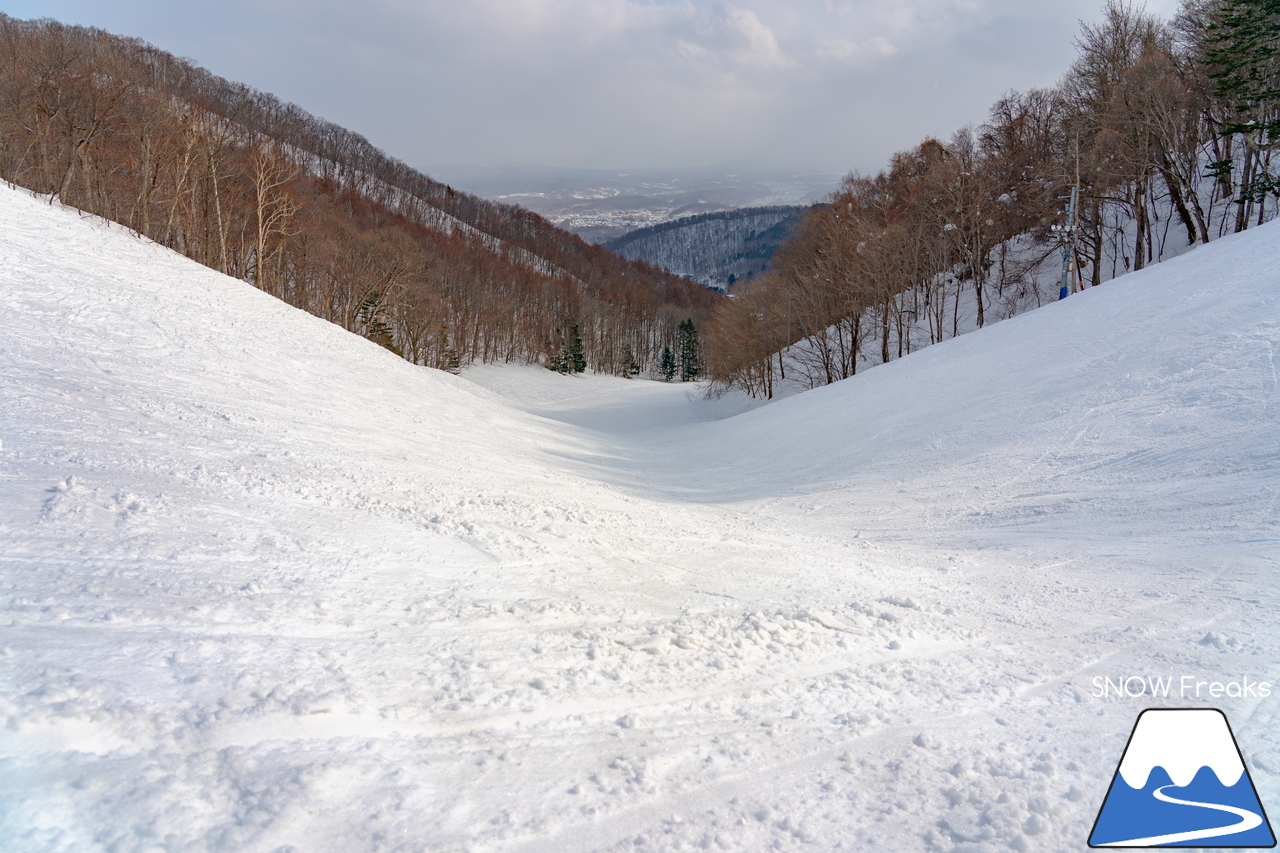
(1, 182), (1278, 852)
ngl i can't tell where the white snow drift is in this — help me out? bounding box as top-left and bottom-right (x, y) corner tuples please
(1, 182), (1278, 852)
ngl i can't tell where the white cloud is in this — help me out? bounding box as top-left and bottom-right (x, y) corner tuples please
(0, 0), (1157, 172)
(716, 5), (793, 69)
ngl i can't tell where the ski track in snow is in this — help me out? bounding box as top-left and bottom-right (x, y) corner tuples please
(0, 183), (1278, 852)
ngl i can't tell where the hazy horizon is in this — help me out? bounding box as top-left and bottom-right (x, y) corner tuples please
(0, 0), (1180, 184)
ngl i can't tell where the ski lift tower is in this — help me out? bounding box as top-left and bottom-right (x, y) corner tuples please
(1056, 186), (1079, 301)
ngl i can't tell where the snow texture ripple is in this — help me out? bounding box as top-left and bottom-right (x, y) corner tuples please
(1, 183), (1279, 852)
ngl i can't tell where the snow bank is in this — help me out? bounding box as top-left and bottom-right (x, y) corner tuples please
(676, 220), (1280, 544)
(2, 182), (1278, 852)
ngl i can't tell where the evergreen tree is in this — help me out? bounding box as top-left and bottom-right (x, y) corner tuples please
(358, 291), (401, 355)
(546, 327), (567, 373)
(436, 325), (461, 374)
(567, 323), (587, 373)
(659, 346), (677, 382)
(620, 344), (641, 377)
(544, 324), (586, 374)
(677, 318), (701, 382)
(1206, 0), (1280, 205)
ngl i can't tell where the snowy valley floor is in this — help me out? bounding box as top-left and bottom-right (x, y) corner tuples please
(1, 183), (1279, 852)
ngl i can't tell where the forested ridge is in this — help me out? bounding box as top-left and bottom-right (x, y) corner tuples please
(707, 0), (1280, 398)
(605, 206), (809, 290)
(0, 15), (718, 376)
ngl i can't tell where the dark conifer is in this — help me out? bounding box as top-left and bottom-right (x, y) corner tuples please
(621, 344), (641, 377)
(660, 346), (676, 382)
(1206, 0), (1280, 205)
(567, 323), (587, 373)
(547, 327), (567, 372)
(677, 318), (701, 382)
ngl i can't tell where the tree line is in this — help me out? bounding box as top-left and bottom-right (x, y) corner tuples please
(706, 0), (1279, 398)
(0, 15), (718, 376)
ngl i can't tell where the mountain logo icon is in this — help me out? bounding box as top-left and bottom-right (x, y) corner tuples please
(1089, 708), (1276, 847)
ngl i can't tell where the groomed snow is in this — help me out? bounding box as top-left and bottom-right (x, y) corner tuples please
(1, 181), (1278, 851)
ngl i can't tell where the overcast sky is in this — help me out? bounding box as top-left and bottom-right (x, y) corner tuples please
(3, 0), (1181, 177)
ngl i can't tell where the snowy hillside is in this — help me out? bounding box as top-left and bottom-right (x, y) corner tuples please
(2, 181), (1279, 852)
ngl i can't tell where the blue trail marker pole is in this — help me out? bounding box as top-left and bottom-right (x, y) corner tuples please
(1058, 186), (1079, 301)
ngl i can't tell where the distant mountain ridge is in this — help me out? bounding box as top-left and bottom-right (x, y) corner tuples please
(0, 15), (718, 377)
(605, 206), (812, 291)
(426, 164), (842, 243)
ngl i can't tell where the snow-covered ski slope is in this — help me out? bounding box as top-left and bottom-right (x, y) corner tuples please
(1, 180), (1278, 852)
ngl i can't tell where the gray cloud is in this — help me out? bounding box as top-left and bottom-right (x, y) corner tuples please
(2, 0), (1183, 175)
